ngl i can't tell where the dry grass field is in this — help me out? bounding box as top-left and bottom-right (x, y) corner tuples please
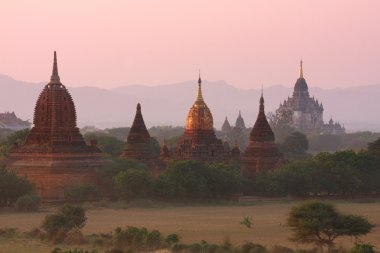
(0, 200), (379, 253)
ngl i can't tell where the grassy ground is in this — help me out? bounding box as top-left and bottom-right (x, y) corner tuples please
(0, 200), (379, 252)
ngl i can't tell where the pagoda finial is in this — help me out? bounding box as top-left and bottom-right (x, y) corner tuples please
(137, 103), (141, 112)
(299, 59), (304, 78)
(50, 51), (60, 83)
(259, 87), (265, 112)
(196, 70), (204, 101)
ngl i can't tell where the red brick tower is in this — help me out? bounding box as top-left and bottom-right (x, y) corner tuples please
(7, 52), (103, 200)
(121, 103), (158, 165)
(241, 91), (282, 178)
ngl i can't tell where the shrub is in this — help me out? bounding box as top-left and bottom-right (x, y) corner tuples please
(165, 233), (180, 246)
(41, 205), (87, 238)
(112, 226), (163, 251)
(64, 184), (100, 202)
(350, 243), (375, 253)
(0, 227), (17, 238)
(15, 194), (40, 211)
(237, 242), (268, 253)
(0, 167), (34, 207)
(64, 227), (88, 245)
(271, 246), (295, 253)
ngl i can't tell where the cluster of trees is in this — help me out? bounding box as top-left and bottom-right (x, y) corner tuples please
(0, 166), (34, 207)
(96, 159), (242, 202)
(253, 148), (380, 196)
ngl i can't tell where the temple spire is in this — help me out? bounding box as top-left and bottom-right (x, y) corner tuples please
(196, 70), (204, 102)
(50, 51), (60, 83)
(299, 59), (304, 78)
(260, 86), (264, 111)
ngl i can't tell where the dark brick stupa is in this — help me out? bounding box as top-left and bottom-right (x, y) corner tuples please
(241, 92), (283, 178)
(6, 52), (103, 200)
(121, 103), (158, 165)
(174, 74), (228, 162)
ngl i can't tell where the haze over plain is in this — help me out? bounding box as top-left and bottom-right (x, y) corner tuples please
(0, 1), (379, 130)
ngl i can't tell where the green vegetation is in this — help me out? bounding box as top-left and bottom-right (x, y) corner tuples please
(287, 202), (374, 249)
(41, 205), (87, 239)
(64, 185), (100, 202)
(278, 132), (310, 160)
(0, 166), (34, 207)
(15, 194), (40, 211)
(253, 148), (380, 196)
(83, 133), (124, 157)
(155, 160), (242, 201)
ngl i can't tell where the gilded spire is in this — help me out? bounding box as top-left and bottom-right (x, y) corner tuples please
(196, 70), (204, 102)
(299, 59), (304, 78)
(50, 51), (60, 83)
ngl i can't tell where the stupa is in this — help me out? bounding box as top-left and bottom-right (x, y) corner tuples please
(6, 52), (103, 200)
(241, 91), (282, 177)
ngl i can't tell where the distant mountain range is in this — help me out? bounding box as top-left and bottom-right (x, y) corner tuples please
(0, 74), (379, 132)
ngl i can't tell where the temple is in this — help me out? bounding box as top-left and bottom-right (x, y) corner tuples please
(121, 103), (158, 166)
(241, 91), (283, 178)
(6, 52), (103, 200)
(172, 74), (228, 162)
(276, 60), (345, 135)
(0, 112), (30, 131)
(220, 111), (249, 150)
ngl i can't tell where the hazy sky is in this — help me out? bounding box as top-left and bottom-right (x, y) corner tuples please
(1, 0), (379, 89)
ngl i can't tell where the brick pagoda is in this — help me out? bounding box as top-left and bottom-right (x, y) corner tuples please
(121, 103), (158, 165)
(6, 52), (103, 200)
(241, 92), (282, 178)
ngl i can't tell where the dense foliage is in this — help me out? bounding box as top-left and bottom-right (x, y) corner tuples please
(64, 185), (100, 202)
(15, 194), (40, 211)
(253, 149), (380, 196)
(287, 202), (374, 248)
(0, 166), (34, 207)
(42, 205), (87, 236)
(155, 160), (242, 201)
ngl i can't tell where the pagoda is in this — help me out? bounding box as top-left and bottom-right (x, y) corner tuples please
(6, 52), (103, 200)
(174, 74), (228, 162)
(120, 103), (158, 165)
(241, 91), (282, 178)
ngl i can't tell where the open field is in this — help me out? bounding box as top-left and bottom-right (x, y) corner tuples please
(0, 200), (379, 252)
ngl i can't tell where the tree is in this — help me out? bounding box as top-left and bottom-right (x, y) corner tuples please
(83, 133), (124, 157)
(113, 168), (154, 200)
(287, 202), (374, 249)
(42, 205), (87, 236)
(267, 111), (295, 143)
(279, 132), (309, 160)
(0, 166), (34, 207)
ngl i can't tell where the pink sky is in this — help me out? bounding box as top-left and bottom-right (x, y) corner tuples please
(0, 0), (379, 89)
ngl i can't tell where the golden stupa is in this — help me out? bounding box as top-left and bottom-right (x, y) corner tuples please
(173, 73), (228, 162)
(185, 75), (214, 131)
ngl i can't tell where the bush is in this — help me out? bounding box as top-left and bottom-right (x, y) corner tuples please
(237, 242), (268, 253)
(15, 194), (40, 211)
(41, 205), (87, 238)
(112, 226), (163, 252)
(271, 246), (295, 253)
(64, 185), (100, 202)
(64, 227), (88, 245)
(350, 243), (375, 253)
(165, 233), (180, 246)
(0, 227), (17, 238)
(0, 167), (34, 207)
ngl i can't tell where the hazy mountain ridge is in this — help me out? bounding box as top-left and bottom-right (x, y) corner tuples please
(0, 74), (379, 132)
